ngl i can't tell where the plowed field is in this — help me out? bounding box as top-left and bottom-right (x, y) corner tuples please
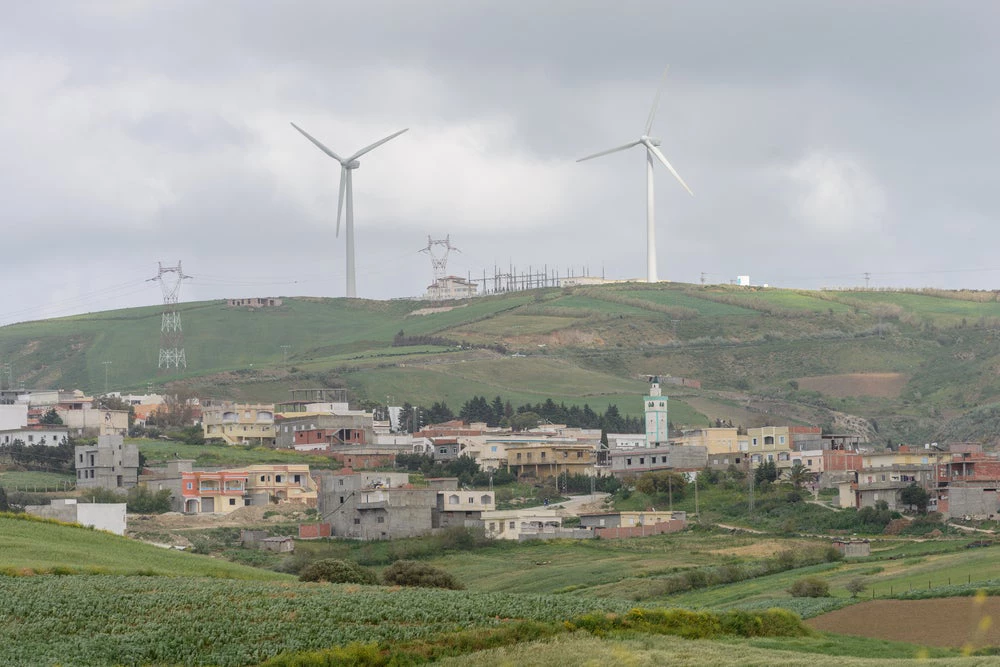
(797, 373), (908, 398)
(808, 597), (1000, 648)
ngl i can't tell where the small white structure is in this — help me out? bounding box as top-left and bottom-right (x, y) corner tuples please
(737, 275), (751, 286)
(481, 509), (564, 540)
(425, 276), (478, 301)
(24, 498), (127, 535)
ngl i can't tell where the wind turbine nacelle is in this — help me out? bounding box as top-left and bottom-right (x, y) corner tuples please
(640, 135), (662, 147)
(346, 160), (361, 169)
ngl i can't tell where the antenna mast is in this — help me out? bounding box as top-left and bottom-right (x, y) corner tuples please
(148, 261), (191, 371)
(420, 235), (460, 283)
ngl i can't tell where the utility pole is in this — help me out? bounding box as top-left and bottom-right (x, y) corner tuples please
(102, 361), (112, 393)
(694, 472), (699, 517)
(700, 272), (706, 285)
(749, 467), (755, 516)
(864, 272), (871, 290)
(280, 345), (291, 368)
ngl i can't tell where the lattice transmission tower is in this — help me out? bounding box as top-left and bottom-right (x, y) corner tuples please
(420, 235), (460, 282)
(148, 261), (191, 371)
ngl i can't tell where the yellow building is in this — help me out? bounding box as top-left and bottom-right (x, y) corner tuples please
(505, 443), (596, 480)
(747, 426), (792, 466)
(245, 464), (318, 506)
(673, 428), (740, 455)
(202, 403), (276, 446)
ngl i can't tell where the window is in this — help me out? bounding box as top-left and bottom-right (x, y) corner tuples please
(275, 475), (283, 483)
(516, 453), (522, 461)
(339, 496), (344, 504)
(779, 436), (786, 445)
(509, 521), (515, 529)
(28, 435), (33, 442)
(449, 494), (459, 505)
(229, 498), (236, 506)
(540, 452), (546, 460)
(577, 451), (583, 459)
(659, 402), (665, 407)
(526, 453), (532, 461)
(354, 518), (361, 525)
(491, 446), (497, 452)
(293, 474), (301, 483)
(626, 458), (632, 465)
(651, 457), (657, 464)
(260, 475), (266, 482)
(489, 522), (495, 531)
(752, 438), (758, 446)
(338, 479), (344, 486)
(377, 516), (385, 523)
(439, 447), (448, 455)
(639, 458), (645, 465)
(764, 436), (774, 445)
(648, 402), (654, 407)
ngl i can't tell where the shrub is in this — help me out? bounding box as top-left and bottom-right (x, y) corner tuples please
(846, 577), (867, 598)
(299, 559), (377, 585)
(382, 560), (463, 590)
(788, 577), (831, 598)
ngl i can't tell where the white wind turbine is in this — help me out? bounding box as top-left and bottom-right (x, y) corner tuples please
(578, 67), (693, 283)
(291, 122), (408, 298)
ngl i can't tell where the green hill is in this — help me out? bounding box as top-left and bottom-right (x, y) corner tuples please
(7, 283), (1000, 443)
(0, 514), (289, 579)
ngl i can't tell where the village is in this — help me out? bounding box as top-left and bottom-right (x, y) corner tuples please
(3, 376), (996, 548)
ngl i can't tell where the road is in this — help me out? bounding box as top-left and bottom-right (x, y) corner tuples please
(548, 493), (611, 517)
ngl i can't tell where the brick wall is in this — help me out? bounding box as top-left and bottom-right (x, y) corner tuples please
(298, 523), (332, 539)
(595, 519), (686, 539)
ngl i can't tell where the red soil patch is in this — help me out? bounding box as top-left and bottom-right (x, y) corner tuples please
(797, 373), (908, 398)
(808, 597), (1000, 648)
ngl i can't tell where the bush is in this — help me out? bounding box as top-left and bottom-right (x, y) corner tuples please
(299, 559), (377, 585)
(788, 577), (831, 598)
(382, 560), (463, 590)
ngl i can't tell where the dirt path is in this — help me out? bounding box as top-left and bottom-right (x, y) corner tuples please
(549, 493), (611, 517)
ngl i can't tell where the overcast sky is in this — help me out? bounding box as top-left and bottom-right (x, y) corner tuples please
(2, 1), (999, 325)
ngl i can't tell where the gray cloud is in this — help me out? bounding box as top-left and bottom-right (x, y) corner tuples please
(2, 1), (1000, 326)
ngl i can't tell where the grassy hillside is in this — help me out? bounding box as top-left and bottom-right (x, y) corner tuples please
(0, 514), (290, 579)
(8, 283), (1000, 440)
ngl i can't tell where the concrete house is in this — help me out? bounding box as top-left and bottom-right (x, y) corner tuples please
(202, 403), (276, 446)
(75, 434), (139, 490)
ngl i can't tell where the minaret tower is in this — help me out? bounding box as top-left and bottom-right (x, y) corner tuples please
(644, 376), (669, 447)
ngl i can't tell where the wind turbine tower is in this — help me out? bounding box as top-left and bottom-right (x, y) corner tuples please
(578, 67), (694, 283)
(291, 122), (408, 298)
(420, 235), (460, 283)
(148, 261), (190, 371)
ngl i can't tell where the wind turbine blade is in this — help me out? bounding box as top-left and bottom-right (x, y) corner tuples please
(336, 167), (347, 237)
(647, 143), (694, 196)
(576, 141), (641, 162)
(348, 128), (409, 161)
(645, 65), (670, 135)
(290, 122), (344, 162)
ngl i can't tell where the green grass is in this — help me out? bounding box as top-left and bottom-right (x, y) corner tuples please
(0, 470), (75, 490)
(0, 514), (291, 579)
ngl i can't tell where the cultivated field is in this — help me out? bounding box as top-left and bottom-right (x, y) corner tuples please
(797, 372), (909, 398)
(809, 597), (1000, 649)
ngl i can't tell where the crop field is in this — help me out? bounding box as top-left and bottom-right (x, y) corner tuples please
(809, 598), (1000, 649)
(0, 576), (633, 666)
(614, 289), (759, 316)
(797, 372), (909, 398)
(440, 633), (970, 666)
(452, 314), (580, 336)
(0, 470), (75, 490)
(832, 291), (1000, 324)
(0, 515), (289, 579)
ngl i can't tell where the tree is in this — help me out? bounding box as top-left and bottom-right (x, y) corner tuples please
(846, 577), (867, 598)
(425, 401), (455, 425)
(786, 461), (814, 490)
(635, 471), (687, 500)
(900, 483), (930, 514)
(754, 460), (777, 486)
(509, 411), (540, 432)
(40, 408), (63, 425)
(0, 486), (9, 512)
